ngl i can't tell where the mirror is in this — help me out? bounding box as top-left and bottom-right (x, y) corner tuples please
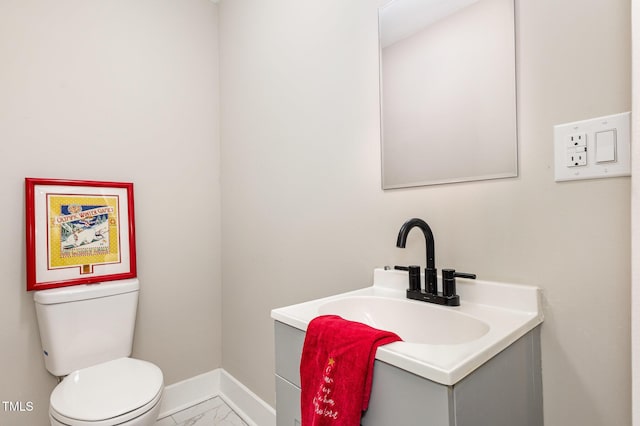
(379, 0), (518, 189)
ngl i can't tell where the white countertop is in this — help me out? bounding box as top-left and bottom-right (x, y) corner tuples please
(271, 268), (543, 385)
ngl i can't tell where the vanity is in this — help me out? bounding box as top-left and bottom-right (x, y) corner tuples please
(271, 268), (543, 426)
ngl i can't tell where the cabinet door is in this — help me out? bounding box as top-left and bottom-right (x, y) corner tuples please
(362, 361), (453, 426)
(275, 321), (453, 426)
(276, 375), (301, 426)
(275, 321), (305, 387)
(453, 328), (543, 426)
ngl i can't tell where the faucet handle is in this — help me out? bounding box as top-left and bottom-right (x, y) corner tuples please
(452, 271), (476, 280)
(442, 269), (476, 297)
(394, 265), (422, 292)
(407, 265), (421, 291)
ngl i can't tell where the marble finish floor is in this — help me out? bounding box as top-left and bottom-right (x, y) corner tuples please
(156, 397), (248, 426)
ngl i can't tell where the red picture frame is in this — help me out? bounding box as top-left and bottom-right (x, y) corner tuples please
(25, 178), (137, 291)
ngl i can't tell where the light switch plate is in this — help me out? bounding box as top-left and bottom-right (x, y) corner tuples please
(554, 112), (631, 182)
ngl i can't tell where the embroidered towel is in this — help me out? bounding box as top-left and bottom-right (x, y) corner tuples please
(300, 315), (402, 426)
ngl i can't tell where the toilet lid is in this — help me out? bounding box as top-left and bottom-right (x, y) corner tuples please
(51, 357), (163, 422)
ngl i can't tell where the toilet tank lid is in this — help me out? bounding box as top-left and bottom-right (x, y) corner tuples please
(34, 279), (139, 305)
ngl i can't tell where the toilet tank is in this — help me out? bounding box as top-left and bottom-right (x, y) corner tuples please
(33, 279), (140, 377)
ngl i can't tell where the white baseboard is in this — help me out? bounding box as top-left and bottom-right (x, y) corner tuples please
(157, 369), (220, 418)
(219, 369), (276, 426)
(157, 368), (276, 426)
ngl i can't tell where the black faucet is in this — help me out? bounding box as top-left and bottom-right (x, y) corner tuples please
(396, 218), (475, 306)
(396, 218), (437, 294)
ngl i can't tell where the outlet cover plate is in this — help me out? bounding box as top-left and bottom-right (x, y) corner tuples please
(554, 112), (631, 182)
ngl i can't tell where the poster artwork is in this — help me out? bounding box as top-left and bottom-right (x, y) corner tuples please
(48, 195), (121, 273)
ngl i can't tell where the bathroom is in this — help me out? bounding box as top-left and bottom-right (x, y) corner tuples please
(0, 0), (634, 425)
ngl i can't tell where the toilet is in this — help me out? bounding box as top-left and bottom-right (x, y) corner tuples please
(33, 279), (164, 426)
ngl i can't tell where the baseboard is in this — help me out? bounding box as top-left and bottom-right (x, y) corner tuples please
(219, 369), (276, 426)
(157, 368), (276, 426)
(157, 369), (221, 418)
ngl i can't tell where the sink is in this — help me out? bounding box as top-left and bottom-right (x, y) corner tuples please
(271, 268), (543, 385)
(318, 296), (489, 345)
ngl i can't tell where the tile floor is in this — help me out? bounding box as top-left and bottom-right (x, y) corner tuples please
(156, 396), (249, 426)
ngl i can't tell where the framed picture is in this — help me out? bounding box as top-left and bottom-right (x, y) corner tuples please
(25, 178), (137, 291)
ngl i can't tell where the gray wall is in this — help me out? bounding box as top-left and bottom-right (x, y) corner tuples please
(219, 1), (631, 426)
(0, 1), (221, 424)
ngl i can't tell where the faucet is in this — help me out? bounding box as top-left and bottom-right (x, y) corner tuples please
(396, 218), (437, 294)
(396, 218), (476, 306)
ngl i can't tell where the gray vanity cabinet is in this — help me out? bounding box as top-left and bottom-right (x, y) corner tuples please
(274, 321), (543, 426)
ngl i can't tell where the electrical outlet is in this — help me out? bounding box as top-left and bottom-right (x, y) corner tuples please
(567, 133), (587, 147)
(567, 147), (587, 167)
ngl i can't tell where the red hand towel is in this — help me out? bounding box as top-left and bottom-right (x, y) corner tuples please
(300, 315), (402, 426)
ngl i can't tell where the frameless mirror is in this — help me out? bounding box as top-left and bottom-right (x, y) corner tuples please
(379, 0), (518, 189)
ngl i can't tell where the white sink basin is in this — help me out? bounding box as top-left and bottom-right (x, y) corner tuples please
(318, 296), (489, 345)
(271, 268), (543, 385)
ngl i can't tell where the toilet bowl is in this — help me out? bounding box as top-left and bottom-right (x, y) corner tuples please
(48, 358), (163, 426)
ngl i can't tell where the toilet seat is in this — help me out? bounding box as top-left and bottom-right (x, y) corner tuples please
(50, 357), (163, 426)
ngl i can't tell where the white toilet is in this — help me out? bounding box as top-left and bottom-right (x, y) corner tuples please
(33, 279), (164, 426)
